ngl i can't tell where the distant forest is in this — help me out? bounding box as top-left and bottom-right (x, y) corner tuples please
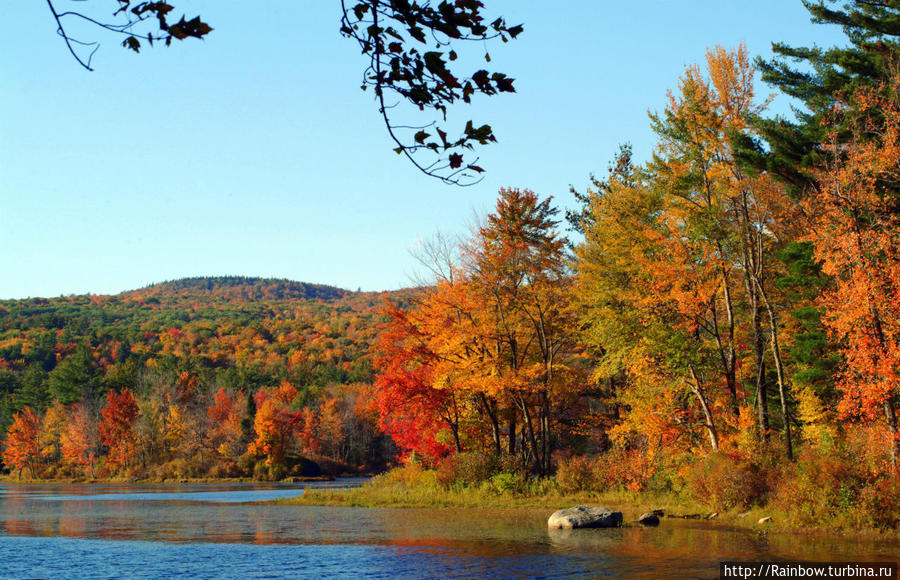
(0, 276), (411, 479)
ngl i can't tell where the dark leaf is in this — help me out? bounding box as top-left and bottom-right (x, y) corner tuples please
(122, 36), (141, 53)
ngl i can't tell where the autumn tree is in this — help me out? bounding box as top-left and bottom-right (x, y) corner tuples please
(574, 46), (800, 459)
(60, 402), (99, 477)
(375, 188), (578, 474)
(248, 380), (302, 468)
(2, 407), (40, 478)
(39, 401), (68, 465)
(809, 75), (900, 468)
(206, 386), (246, 460)
(98, 388), (140, 470)
(317, 395), (346, 461)
(372, 301), (457, 462)
(463, 188), (577, 474)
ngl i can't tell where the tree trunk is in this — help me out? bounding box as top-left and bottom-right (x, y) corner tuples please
(517, 395), (542, 475)
(689, 365), (719, 452)
(753, 303), (770, 440)
(507, 406), (517, 456)
(540, 391), (551, 474)
(479, 394), (502, 455)
(758, 284), (793, 460)
(885, 396), (899, 471)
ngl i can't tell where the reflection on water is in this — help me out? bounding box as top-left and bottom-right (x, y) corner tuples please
(0, 481), (896, 578)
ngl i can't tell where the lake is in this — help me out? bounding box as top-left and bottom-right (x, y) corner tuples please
(0, 481), (896, 578)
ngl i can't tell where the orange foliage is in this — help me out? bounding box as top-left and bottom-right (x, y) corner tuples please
(2, 407), (40, 477)
(60, 403), (97, 476)
(99, 389), (140, 469)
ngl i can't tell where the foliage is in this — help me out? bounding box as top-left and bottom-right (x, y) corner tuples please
(99, 389), (139, 470)
(435, 451), (499, 489)
(2, 407), (40, 478)
(683, 453), (771, 510)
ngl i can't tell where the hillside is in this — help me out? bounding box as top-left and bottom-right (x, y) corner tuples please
(0, 277), (417, 477)
(120, 276), (349, 303)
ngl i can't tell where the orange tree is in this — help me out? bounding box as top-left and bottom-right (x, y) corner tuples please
(98, 389), (140, 471)
(808, 75), (900, 469)
(374, 188), (579, 474)
(2, 407), (40, 478)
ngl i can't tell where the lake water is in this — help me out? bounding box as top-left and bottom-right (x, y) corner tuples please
(0, 481), (897, 578)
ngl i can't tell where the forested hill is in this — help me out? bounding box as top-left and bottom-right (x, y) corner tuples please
(121, 276), (349, 303)
(0, 277), (414, 469)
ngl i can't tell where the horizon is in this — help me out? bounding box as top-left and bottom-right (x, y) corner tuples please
(0, 274), (416, 300)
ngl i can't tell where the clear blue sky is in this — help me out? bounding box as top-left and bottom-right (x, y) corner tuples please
(1, 1), (846, 298)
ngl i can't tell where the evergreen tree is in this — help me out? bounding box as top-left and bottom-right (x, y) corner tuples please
(743, 1), (900, 193)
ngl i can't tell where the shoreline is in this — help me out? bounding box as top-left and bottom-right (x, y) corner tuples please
(275, 482), (900, 541)
(3, 473), (897, 541)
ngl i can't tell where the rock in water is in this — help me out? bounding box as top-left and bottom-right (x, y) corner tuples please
(547, 506), (623, 529)
(637, 512), (660, 526)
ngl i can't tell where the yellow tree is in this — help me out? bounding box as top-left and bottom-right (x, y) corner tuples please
(574, 45), (797, 457)
(40, 400), (67, 466)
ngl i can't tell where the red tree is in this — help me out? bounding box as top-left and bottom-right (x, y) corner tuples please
(371, 302), (455, 463)
(99, 389), (140, 470)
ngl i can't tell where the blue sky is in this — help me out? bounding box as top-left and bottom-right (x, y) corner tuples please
(1, 1), (847, 298)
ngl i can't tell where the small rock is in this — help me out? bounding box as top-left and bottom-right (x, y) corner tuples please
(637, 512), (660, 526)
(736, 511), (750, 518)
(705, 512), (718, 520)
(548, 506), (623, 529)
(757, 516), (772, 525)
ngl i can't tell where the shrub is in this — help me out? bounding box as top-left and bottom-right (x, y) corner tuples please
(267, 462), (287, 481)
(491, 472), (527, 495)
(685, 453), (769, 510)
(857, 476), (900, 530)
(555, 455), (601, 493)
(208, 461), (241, 479)
(236, 453), (256, 476)
(435, 451), (500, 489)
(372, 462), (431, 487)
(771, 446), (871, 526)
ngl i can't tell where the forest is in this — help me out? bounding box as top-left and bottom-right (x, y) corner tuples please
(3, 1), (900, 531)
(0, 276), (405, 480)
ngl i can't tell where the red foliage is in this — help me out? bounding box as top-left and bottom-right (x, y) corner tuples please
(99, 389), (139, 469)
(371, 302), (452, 463)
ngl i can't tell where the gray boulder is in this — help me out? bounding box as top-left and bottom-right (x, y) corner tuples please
(637, 512), (660, 526)
(548, 506), (623, 529)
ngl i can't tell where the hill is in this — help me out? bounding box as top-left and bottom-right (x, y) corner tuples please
(121, 276), (349, 303)
(0, 277), (418, 477)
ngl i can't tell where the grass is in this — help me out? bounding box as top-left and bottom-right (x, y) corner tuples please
(274, 464), (900, 539)
(276, 465), (707, 517)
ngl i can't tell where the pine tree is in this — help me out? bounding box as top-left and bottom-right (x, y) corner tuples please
(744, 1), (900, 193)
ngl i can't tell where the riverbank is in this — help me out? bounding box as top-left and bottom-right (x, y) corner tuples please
(276, 465), (900, 539)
